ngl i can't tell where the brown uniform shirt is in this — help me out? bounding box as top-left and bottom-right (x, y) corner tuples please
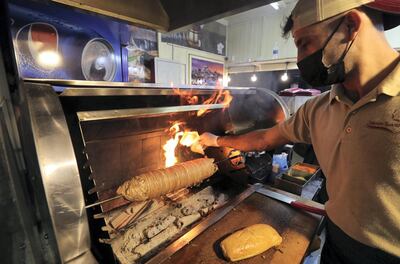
(278, 62), (400, 257)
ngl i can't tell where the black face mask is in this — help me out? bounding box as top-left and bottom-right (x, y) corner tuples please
(297, 17), (356, 87)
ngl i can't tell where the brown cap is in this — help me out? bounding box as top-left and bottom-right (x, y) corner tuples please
(291, 0), (400, 33)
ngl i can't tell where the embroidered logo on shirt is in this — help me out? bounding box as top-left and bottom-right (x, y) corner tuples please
(368, 109), (400, 133)
(392, 109), (400, 122)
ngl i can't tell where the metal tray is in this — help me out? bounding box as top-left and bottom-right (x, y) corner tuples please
(274, 163), (321, 195)
(159, 185), (322, 264)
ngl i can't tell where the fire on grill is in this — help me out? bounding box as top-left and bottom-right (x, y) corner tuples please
(91, 88), (239, 264)
(100, 147), (234, 263)
(15, 76), (320, 264)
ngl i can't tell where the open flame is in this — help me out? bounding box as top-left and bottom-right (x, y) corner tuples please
(163, 123), (183, 167)
(196, 82), (233, 117)
(162, 122), (204, 167)
(197, 88), (233, 117)
(163, 83), (233, 167)
(172, 83), (233, 117)
(173, 87), (199, 106)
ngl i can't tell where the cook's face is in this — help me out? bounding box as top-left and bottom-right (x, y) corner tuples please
(293, 23), (328, 62)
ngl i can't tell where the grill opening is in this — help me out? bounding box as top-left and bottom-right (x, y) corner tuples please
(58, 86), (287, 263)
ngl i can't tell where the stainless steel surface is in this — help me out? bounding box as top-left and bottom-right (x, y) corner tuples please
(77, 104), (226, 121)
(258, 187), (296, 204)
(62, 87), (210, 96)
(15, 77), (288, 263)
(49, 0), (276, 32)
(24, 78), (255, 91)
(65, 250), (98, 264)
(61, 87), (255, 96)
(259, 88), (290, 120)
(146, 184), (260, 264)
(227, 88), (290, 134)
(51, 0), (169, 31)
(19, 82), (95, 263)
(163, 186), (322, 264)
(256, 186), (325, 210)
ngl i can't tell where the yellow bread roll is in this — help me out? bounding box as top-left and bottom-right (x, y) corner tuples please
(220, 224), (282, 262)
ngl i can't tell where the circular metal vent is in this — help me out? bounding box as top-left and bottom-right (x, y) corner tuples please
(81, 38), (116, 81)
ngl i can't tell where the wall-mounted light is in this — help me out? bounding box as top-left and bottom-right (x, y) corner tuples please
(223, 75), (231, 86)
(281, 62), (289, 82)
(38, 50), (61, 69)
(251, 73), (257, 82)
(281, 72), (288, 82)
(250, 65), (258, 82)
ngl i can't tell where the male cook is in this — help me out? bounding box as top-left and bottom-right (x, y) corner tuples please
(200, 0), (400, 263)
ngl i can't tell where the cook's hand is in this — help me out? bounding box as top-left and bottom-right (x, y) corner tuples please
(199, 132), (219, 147)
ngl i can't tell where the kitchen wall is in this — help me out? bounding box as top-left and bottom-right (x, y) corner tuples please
(226, 1), (297, 64)
(229, 70), (330, 92)
(157, 20), (227, 85)
(157, 36), (226, 84)
(230, 70), (304, 92)
(226, 1), (400, 67)
(157, 1), (399, 85)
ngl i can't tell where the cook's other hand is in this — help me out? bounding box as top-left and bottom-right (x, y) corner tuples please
(199, 132), (219, 147)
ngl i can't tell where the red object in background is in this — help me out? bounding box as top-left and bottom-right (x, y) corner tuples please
(368, 0), (400, 14)
(279, 88), (321, 96)
(28, 23), (58, 60)
(29, 23), (58, 51)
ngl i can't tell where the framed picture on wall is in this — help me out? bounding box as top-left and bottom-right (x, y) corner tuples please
(121, 24), (159, 83)
(189, 55), (224, 86)
(162, 22), (227, 56)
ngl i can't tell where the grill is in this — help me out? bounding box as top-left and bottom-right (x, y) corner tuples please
(15, 79), (321, 264)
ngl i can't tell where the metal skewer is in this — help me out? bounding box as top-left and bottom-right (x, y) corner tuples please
(85, 195), (123, 209)
(113, 200), (153, 232)
(85, 155), (243, 209)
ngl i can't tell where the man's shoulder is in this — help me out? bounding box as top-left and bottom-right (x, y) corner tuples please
(301, 90), (331, 109)
(311, 90), (331, 102)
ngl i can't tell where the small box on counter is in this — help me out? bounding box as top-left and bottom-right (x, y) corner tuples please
(274, 162), (320, 195)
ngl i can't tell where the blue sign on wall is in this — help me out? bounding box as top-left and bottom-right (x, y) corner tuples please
(9, 0), (158, 83)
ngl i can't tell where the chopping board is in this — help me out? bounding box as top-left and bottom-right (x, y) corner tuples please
(162, 192), (321, 264)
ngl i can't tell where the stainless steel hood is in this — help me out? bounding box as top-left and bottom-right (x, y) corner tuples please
(51, 0), (276, 32)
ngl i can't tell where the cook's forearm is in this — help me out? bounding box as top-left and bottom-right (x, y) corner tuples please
(217, 126), (289, 152)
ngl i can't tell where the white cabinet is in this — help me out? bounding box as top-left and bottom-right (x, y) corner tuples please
(227, 3), (296, 64)
(227, 5), (399, 65)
